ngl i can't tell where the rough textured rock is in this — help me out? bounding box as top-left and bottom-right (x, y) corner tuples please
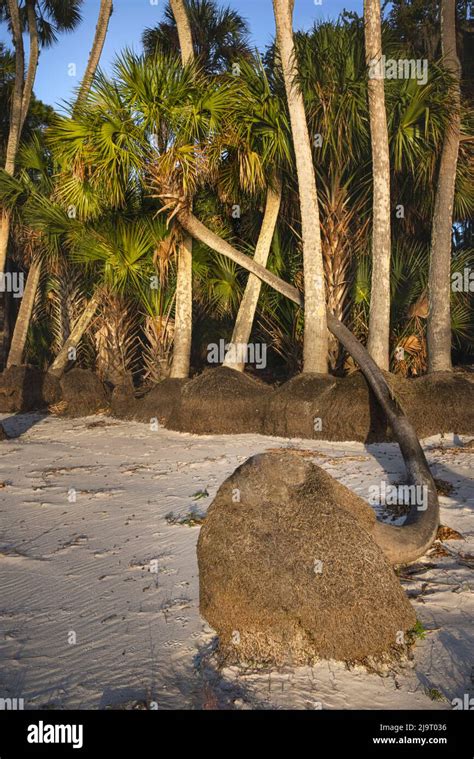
(197, 451), (416, 666)
(60, 369), (110, 417)
(167, 367), (271, 435)
(111, 379), (188, 426)
(0, 365), (48, 412)
(263, 373), (389, 442)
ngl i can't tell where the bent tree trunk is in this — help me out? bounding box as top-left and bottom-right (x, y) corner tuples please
(427, 0), (461, 374)
(223, 180), (282, 372)
(272, 0), (328, 374)
(6, 258), (41, 368)
(364, 0), (392, 371)
(48, 292), (101, 378)
(169, 0), (195, 379)
(76, 0), (114, 106)
(178, 207), (439, 565)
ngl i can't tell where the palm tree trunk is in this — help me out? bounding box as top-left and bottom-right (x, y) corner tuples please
(169, 0), (194, 62)
(272, 0), (328, 374)
(169, 0), (194, 379)
(223, 180), (282, 372)
(75, 0), (114, 105)
(364, 0), (392, 371)
(2, 1), (39, 369)
(170, 234), (193, 378)
(20, 0), (39, 133)
(178, 207), (439, 565)
(48, 292), (101, 378)
(0, 0), (24, 274)
(6, 258), (41, 368)
(427, 0), (461, 373)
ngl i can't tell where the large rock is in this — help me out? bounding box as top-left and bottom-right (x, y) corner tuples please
(167, 367), (271, 435)
(60, 369), (110, 417)
(0, 365), (59, 412)
(197, 451), (416, 666)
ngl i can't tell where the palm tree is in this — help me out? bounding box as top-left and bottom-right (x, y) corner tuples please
(272, 0), (328, 374)
(364, 0), (392, 371)
(427, 0), (461, 373)
(221, 59), (290, 372)
(167, 0), (195, 379)
(4, 0), (113, 368)
(148, 0), (250, 379)
(143, 0), (250, 75)
(0, 0), (83, 274)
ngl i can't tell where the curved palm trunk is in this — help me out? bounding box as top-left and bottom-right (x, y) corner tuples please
(76, 0), (114, 106)
(177, 206), (439, 565)
(272, 0), (328, 374)
(427, 0), (461, 373)
(6, 258), (41, 368)
(223, 180), (282, 372)
(169, 0), (194, 379)
(48, 292), (101, 378)
(364, 0), (392, 371)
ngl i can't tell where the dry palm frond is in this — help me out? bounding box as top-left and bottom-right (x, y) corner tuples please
(93, 293), (141, 386)
(392, 329), (427, 377)
(46, 261), (95, 367)
(141, 312), (174, 386)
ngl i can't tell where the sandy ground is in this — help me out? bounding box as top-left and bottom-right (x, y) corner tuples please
(0, 412), (472, 710)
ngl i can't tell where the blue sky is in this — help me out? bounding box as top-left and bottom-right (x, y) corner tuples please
(1, 0), (363, 111)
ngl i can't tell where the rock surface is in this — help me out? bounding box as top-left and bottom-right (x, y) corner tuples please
(197, 450), (416, 666)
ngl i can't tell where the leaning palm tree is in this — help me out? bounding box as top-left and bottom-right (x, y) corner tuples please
(161, 200), (440, 563)
(272, 0), (328, 374)
(427, 0), (461, 373)
(221, 59), (290, 372)
(364, 0), (392, 370)
(1, 136), (55, 369)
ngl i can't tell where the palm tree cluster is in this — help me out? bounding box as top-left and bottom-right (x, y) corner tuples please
(0, 0), (472, 388)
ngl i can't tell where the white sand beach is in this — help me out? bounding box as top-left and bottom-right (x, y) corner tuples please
(0, 413), (472, 710)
